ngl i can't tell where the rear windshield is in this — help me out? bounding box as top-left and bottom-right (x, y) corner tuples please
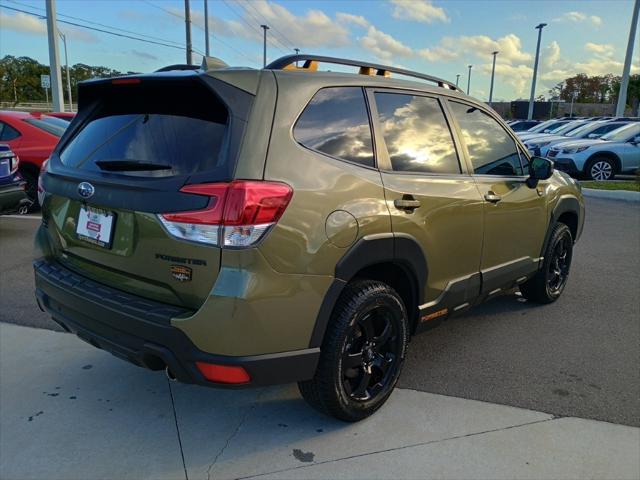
(24, 116), (68, 137)
(60, 81), (229, 177)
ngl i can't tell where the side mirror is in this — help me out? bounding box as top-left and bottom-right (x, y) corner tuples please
(526, 156), (554, 188)
(630, 135), (640, 145)
(587, 133), (598, 138)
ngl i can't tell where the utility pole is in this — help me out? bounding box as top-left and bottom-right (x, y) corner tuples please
(59, 31), (72, 112)
(489, 51), (498, 106)
(527, 23), (547, 120)
(204, 0), (210, 56)
(185, 0), (193, 65)
(261, 25), (270, 67)
(455, 74), (460, 87)
(616, 0), (639, 116)
(467, 65), (472, 95)
(45, 0), (64, 112)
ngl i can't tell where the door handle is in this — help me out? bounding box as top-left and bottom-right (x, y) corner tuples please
(394, 197), (421, 211)
(484, 192), (502, 203)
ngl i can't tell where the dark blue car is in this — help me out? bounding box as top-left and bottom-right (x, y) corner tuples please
(0, 144), (30, 215)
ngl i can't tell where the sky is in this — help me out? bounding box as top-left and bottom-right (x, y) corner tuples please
(0, 0), (638, 101)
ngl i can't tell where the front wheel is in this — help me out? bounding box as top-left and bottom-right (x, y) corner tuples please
(585, 156), (616, 181)
(298, 280), (409, 422)
(520, 223), (573, 303)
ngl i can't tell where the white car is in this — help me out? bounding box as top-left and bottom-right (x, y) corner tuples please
(546, 123), (640, 180)
(524, 121), (631, 156)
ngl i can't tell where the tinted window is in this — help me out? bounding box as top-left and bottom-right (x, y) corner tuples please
(375, 93), (460, 174)
(60, 82), (229, 178)
(0, 122), (21, 141)
(23, 117), (66, 137)
(449, 101), (524, 176)
(294, 87), (374, 167)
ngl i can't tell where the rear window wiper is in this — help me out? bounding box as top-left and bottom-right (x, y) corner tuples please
(94, 160), (172, 171)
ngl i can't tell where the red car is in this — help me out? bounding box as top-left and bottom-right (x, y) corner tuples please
(0, 111), (70, 205)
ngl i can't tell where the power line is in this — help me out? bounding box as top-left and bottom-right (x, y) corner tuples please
(6, 0), (185, 48)
(239, 0), (294, 51)
(1, 4), (187, 51)
(142, 0), (257, 65)
(220, 0), (288, 55)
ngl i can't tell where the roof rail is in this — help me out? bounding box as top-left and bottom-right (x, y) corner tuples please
(265, 54), (458, 91)
(155, 64), (200, 72)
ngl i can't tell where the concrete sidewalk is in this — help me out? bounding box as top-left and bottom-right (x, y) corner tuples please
(1, 323), (638, 480)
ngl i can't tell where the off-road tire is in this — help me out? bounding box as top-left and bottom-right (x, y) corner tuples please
(298, 280), (409, 422)
(520, 223), (573, 303)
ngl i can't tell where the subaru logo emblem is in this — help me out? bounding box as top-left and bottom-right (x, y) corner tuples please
(78, 182), (95, 199)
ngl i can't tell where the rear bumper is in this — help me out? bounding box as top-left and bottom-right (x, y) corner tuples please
(0, 180), (28, 214)
(34, 259), (319, 388)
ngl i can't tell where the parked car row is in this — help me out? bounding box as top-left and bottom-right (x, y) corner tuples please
(508, 117), (640, 180)
(0, 144), (30, 215)
(0, 110), (73, 209)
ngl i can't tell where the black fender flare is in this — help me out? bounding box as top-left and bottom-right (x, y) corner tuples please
(540, 195), (581, 256)
(309, 233), (427, 348)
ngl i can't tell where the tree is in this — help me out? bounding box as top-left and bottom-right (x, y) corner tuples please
(0, 55), (130, 105)
(547, 74), (617, 104)
(611, 74), (640, 116)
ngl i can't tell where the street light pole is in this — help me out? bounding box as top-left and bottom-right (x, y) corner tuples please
(45, 0), (64, 112)
(455, 74), (460, 87)
(58, 31), (72, 112)
(489, 50), (498, 106)
(527, 23), (547, 120)
(184, 0), (193, 65)
(467, 65), (472, 95)
(261, 25), (270, 67)
(204, 0), (210, 56)
(616, 0), (639, 116)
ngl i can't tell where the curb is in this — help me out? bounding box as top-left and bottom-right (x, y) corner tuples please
(582, 188), (640, 202)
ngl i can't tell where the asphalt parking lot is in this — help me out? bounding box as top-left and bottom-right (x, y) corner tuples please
(0, 197), (639, 427)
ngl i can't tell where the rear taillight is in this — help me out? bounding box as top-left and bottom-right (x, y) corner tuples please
(159, 181), (293, 248)
(195, 362), (250, 384)
(38, 159), (48, 194)
(10, 154), (19, 174)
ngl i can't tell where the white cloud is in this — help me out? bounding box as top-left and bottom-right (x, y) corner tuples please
(418, 46), (458, 62)
(478, 63), (533, 95)
(553, 11), (602, 27)
(336, 12), (370, 28)
(585, 42), (614, 56)
(360, 25), (413, 60)
(391, 0), (449, 23)
(0, 11), (98, 43)
(184, 1), (351, 48)
(418, 34), (531, 64)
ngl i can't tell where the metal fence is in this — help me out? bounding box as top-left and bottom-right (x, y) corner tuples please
(0, 102), (76, 112)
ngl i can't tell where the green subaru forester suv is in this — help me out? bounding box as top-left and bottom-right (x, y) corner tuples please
(34, 55), (584, 421)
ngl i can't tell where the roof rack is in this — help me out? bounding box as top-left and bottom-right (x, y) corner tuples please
(265, 54), (458, 91)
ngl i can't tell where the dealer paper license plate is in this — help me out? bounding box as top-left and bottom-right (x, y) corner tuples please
(76, 206), (115, 248)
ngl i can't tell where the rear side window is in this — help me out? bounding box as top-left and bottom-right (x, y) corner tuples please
(60, 81), (229, 177)
(0, 122), (21, 141)
(449, 101), (525, 176)
(294, 87), (374, 167)
(374, 92), (460, 174)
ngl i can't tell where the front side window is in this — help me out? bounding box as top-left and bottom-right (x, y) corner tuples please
(449, 101), (525, 176)
(374, 93), (460, 174)
(294, 87), (374, 167)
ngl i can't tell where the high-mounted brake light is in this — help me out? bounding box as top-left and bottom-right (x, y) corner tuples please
(111, 78), (141, 85)
(158, 181), (293, 248)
